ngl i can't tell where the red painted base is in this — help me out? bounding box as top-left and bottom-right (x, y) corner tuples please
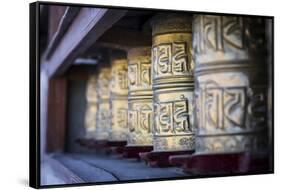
(87, 139), (108, 148)
(75, 138), (86, 146)
(169, 152), (270, 174)
(139, 150), (194, 167)
(107, 141), (127, 155)
(75, 138), (94, 148)
(86, 140), (114, 154)
(111, 146), (125, 154)
(107, 141), (127, 147)
(122, 146), (153, 159)
(77, 139), (128, 155)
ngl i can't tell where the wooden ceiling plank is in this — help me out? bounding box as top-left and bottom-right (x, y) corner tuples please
(44, 8), (127, 77)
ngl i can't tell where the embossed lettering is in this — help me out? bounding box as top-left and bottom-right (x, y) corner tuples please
(152, 42), (189, 79)
(155, 100), (190, 134)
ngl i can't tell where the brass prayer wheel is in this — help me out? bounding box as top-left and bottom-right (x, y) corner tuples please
(96, 66), (111, 141)
(84, 75), (98, 139)
(127, 47), (153, 146)
(193, 15), (268, 154)
(151, 14), (195, 152)
(109, 58), (128, 142)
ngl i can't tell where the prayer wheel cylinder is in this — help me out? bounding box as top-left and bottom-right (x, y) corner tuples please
(96, 66), (111, 141)
(109, 58), (129, 142)
(193, 15), (268, 154)
(151, 14), (195, 152)
(127, 47), (153, 146)
(84, 75), (98, 139)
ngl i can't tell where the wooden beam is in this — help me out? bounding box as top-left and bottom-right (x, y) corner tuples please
(66, 65), (97, 81)
(96, 27), (152, 51)
(44, 7), (80, 59)
(44, 8), (127, 77)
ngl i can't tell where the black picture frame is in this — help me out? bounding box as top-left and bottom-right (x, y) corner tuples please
(29, 1), (274, 188)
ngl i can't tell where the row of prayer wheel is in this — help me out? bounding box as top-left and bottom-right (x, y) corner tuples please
(84, 14), (269, 157)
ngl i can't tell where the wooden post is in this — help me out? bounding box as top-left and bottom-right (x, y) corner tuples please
(46, 77), (67, 153)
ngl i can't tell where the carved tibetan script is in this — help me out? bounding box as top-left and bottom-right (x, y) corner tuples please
(116, 66), (128, 90)
(196, 80), (266, 131)
(193, 16), (244, 55)
(117, 108), (128, 129)
(128, 104), (152, 133)
(154, 99), (190, 135)
(128, 61), (151, 89)
(99, 108), (110, 128)
(152, 42), (190, 78)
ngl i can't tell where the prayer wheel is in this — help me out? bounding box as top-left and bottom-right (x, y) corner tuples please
(84, 75), (98, 139)
(193, 15), (268, 154)
(109, 58), (129, 142)
(127, 47), (153, 147)
(151, 14), (195, 152)
(95, 66), (111, 141)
